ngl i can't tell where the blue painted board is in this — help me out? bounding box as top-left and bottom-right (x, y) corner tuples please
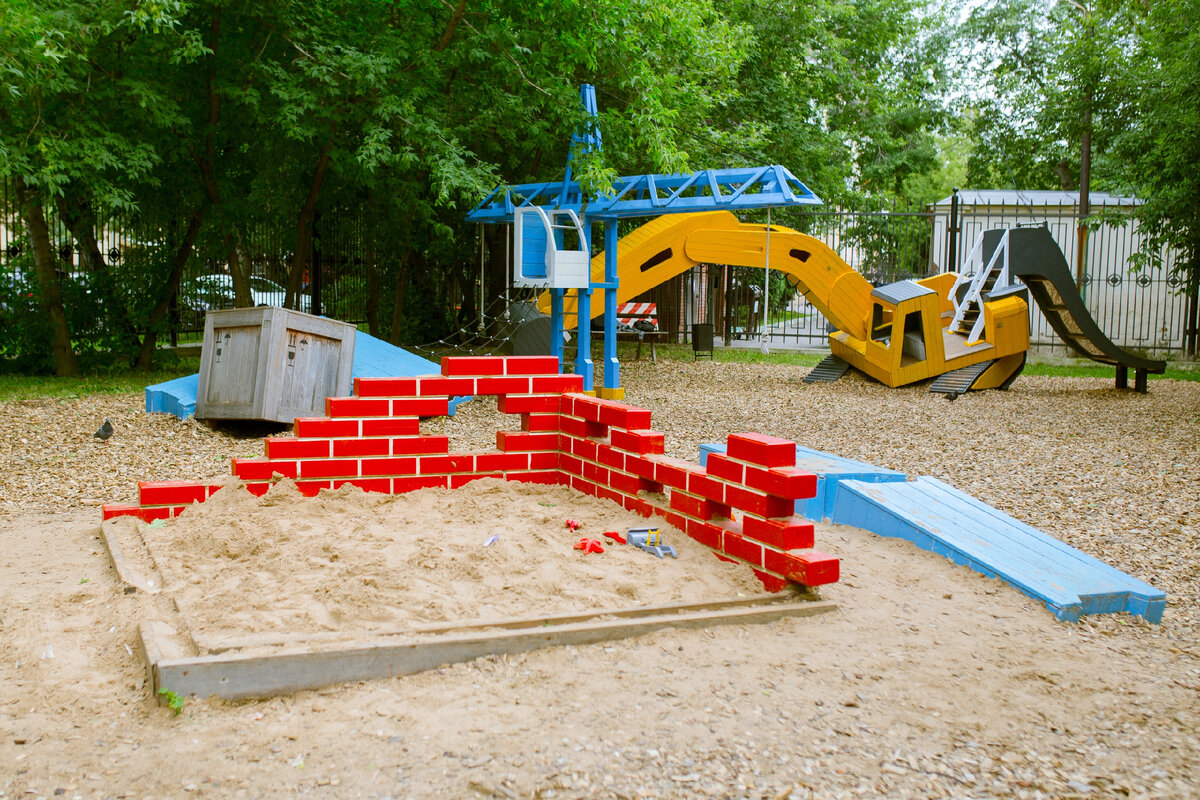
(699, 442), (905, 521)
(832, 477), (1166, 623)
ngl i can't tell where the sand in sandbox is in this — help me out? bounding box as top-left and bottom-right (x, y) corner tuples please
(137, 477), (767, 645)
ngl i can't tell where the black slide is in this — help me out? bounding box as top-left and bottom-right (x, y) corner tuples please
(982, 226), (1166, 392)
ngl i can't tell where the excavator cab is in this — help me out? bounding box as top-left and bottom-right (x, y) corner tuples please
(855, 282), (944, 386)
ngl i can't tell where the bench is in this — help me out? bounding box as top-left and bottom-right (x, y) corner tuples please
(593, 302), (662, 361)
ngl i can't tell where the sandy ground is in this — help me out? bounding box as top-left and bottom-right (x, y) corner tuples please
(1, 361), (1198, 799)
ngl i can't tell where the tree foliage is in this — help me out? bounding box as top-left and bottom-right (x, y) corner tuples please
(0, 0), (959, 372)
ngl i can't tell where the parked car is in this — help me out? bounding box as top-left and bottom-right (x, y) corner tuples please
(181, 273), (310, 313)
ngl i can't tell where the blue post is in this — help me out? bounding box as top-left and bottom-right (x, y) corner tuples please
(550, 289), (564, 370)
(603, 220), (620, 394)
(575, 218), (594, 391)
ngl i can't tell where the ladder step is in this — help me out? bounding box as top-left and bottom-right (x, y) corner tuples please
(803, 354), (851, 384)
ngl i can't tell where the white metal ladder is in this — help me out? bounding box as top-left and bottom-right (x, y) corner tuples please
(949, 229), (1011, 345)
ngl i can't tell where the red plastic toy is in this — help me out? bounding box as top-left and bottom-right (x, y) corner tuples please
(602, 530), (626, 544)
(573, 537), (604, 554)
(565, 519), (581, 533)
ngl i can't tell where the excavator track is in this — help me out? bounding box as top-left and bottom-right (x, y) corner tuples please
(803, 354), (850, 384)
(928, 360), (997, 398)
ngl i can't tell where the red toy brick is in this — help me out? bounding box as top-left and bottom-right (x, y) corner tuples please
(503, 355), (560, 375)
(441, 356), (506, 376)
(392, 435), (450, 455)
(102, 503), (142, 521)
(686, 520), (722, 550)
(507, 470), (564, 486)
(596, 485), (623, 505)
(332, 438), (391, 458)
(265, 437), (331, 459)
(475, 376), (533, 395)
(299, 459), (358, 479)
(233, 458), (298, 481)
(743, 466), (819, 500)
(724, 484), (794, 518)
(293, 417), (359, 438)
(475, 452), (530, 472)
(559, 453), (583, 476)
(139, 480), (210, 507)
(558, 415), (589, 437)
(610, 429), (665, 455)
(753, 570), (790, 593)
(361, 418), (421, 437)
(597, 403), (652, 431)
(596, 444), (626, 471)
(585, 420), (609, 438)
(353, 377), (418, 397)
(496, 430), (559, 452)
(721, 531), (764, 568)
(607, 469), (642, 496)
(531, 374), (583, 393)
(499, 394), (562, 414)
(763, 550), (840, 586)
(333, 477), (392, 493)
(742, 516), (815, 550)
(726, 433), (796, 468)
(393, 475), (449, 492)
(622, 496), (654, 518)
(415, 376), (476, 397)
(582, 460), (609, 485)
(392, 397), (450, 417)
(294, 480), (331, 497)
(687, 472), (727, 504)
(245, 483), (271, 497)
(570, 436), (598, 461)
(704, 453), (744, 484)
(418, 453), (476, 474)
(521, 412), (562, 433)
(570, 476), (598, 497)
(360, 456), (418, 476)
(663, 511), (688, 532)
(625, 455), (657, 481)
(528, 451), (559, 470)
(651, 457), (694, 491)
(572, 396), (603, 423)
(326, 397), (391, 418)
(670, 491), (717, 521)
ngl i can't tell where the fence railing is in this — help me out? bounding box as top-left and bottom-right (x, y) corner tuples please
(2, 180), (1195, 359)
(641, 197), (1195, 358)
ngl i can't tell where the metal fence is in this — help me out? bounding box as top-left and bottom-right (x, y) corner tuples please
(639, 196), (1195, 358)
(2, 180), (1195, 358)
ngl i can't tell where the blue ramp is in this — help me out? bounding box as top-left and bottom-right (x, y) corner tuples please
(146, 331), (469, 420)
(700, 443), (906, 521)
(831, 476), (1166, 623)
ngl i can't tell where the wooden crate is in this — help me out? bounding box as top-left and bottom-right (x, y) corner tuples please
(195, 307), (356, 423)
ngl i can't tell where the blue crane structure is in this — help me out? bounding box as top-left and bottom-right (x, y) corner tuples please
(466, 85), (824, 398)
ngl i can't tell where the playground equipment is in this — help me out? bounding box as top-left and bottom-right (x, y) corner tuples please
(627, 527), (678, 559)
(529, 212), (1165, 394)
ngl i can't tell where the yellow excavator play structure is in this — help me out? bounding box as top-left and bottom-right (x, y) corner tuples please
(539, 210), (1030, 393)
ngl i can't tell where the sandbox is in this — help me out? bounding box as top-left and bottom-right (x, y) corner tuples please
(101, 477), (834, 699)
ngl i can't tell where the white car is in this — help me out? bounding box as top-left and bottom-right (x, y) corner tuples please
(182, 273), (310, 313)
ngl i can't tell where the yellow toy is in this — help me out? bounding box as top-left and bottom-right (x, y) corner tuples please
(539, 211), (1029, 392)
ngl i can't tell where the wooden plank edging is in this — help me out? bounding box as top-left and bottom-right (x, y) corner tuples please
(152, 599), (838, 700)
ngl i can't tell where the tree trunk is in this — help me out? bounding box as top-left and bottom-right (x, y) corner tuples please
(14, 177), (79, 376)
(136, 208), (206, 370)
(285, 142), (333, 311)
(365, 193), (380, 336)
(389, 249), (410, 345)
(227, 228), (253, 307)
(56, 192), (143, 356)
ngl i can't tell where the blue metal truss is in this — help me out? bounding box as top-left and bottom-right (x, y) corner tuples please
(466, 163), (822, 223)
